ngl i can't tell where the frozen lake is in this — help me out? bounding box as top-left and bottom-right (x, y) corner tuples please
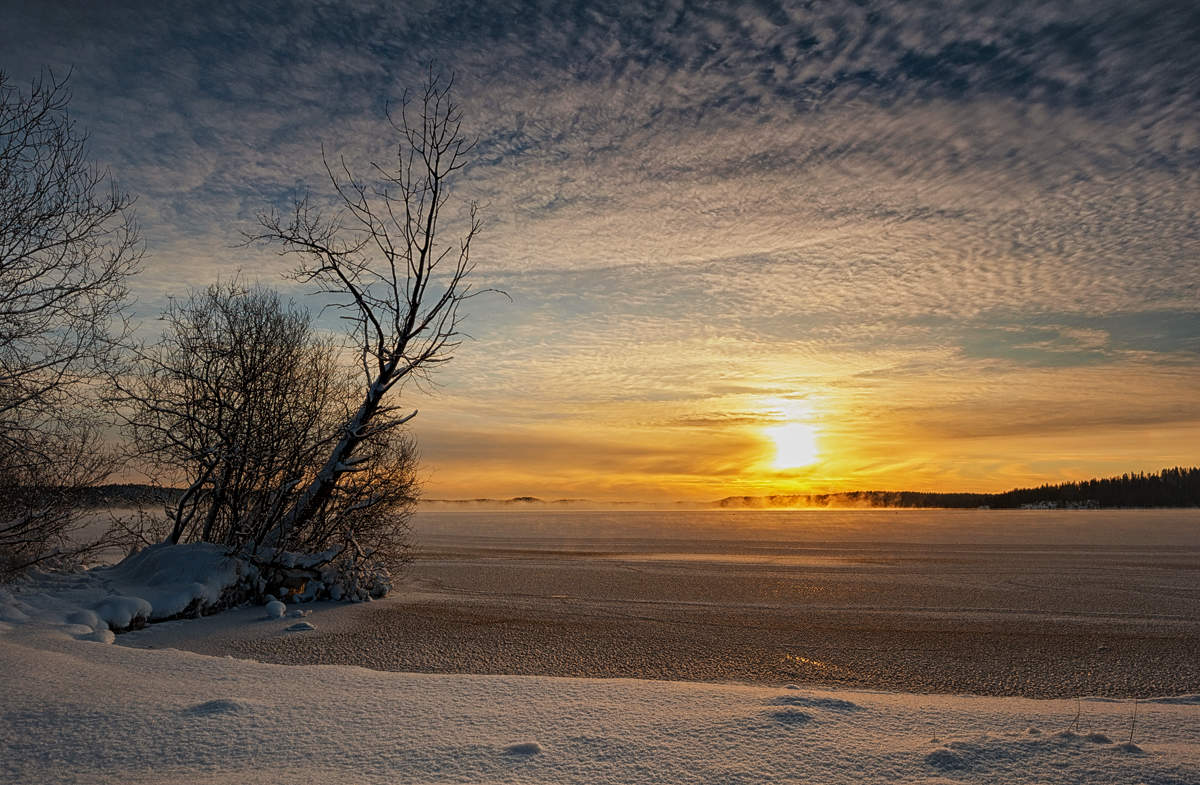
(413, 506), (1200, 551)
(130, 508), (1200, 697)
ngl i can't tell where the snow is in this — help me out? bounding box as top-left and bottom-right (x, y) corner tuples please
(100, 543), (252, 618)
(504, 741), (544, 755)
(92, 595), (153, 629)
(0, 543), (256, 637)
(1, 624), (1197, 784)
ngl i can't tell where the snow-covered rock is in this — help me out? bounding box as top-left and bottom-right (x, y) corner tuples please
(0, 541), (393, 640)
(95, 542), (260, 624)
(92, 595), (153, 629)
(0, 543), (261, 638)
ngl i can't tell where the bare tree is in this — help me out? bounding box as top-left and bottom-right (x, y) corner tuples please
(254, 72), (482, 548)
(0, 70), (140, 577)
(117, 281), (417, 563)
(0, 420), (114, 579)
(115, 283), (412, 554)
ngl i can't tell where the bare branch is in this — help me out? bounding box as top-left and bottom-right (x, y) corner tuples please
(249, 71), (490, 549)
(0, 69), (140, 579)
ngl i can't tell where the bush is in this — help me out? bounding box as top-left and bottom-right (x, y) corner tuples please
(117, 282), (416, 578)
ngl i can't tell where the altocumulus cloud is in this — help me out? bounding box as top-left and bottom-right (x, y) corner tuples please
(2, 0), (1197, 496)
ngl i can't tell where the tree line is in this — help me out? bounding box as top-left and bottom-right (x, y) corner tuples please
(715, 467), (1200, 509)
(0, 69), (479, 585)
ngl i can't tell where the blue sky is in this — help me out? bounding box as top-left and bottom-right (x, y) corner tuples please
(4, 0), (1198, 499)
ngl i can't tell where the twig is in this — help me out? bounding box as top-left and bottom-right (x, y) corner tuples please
(1128, 697), (1138, 745)
(1068, 696), (1081, 734)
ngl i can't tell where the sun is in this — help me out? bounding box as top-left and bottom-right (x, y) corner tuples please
(766, 422), (820, 469)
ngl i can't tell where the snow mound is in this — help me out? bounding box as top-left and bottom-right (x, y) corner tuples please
(66, 609), (102, 629)
(97, 543), (255, 620)
(80, 628), (115, 644)
(926, 747), (968, 770)
(93, 595), (153, 629)
(0, 541), (390, 639)
(0, 543), (259, 638)
(923, 729), (1154, 778)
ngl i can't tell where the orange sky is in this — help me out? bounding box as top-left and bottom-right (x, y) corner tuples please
(406, 344), (1200, 501)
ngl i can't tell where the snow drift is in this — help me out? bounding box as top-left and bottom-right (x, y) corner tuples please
(1, 626), (1198, 785)
(0, 542), (387, 637)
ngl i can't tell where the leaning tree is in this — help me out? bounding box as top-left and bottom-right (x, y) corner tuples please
(115, 282), (419, 575)
(253, 72), (482, 553)
(0, 70), (140, 578)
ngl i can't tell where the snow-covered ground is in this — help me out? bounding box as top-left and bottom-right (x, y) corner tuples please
(3, 624), (1198, 784)
(2, 538), (1199, 784)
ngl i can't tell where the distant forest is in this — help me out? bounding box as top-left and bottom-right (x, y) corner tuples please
(714, 467), (1200, 509)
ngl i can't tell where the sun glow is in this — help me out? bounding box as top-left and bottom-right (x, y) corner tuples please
(766, 422), (820, 469)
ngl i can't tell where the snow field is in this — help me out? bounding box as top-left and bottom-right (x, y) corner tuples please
(2, 626), (1197, 785)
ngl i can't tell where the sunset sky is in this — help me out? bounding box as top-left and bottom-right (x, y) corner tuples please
(3, 1), (1197, 501)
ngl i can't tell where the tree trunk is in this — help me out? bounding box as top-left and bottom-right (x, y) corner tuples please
(266, 369), (390, 549)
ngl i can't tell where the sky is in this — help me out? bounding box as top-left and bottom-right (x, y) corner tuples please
(2, 0), (1198, 501)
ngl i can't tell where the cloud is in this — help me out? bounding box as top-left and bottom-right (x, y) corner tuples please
(2, 0), (1197, 497)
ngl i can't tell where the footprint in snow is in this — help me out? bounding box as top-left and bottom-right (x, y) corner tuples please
(769, 708), (814, 725)
(181, 699), (251, 717)
(925, 748), (967, 771)
(770, 694), (862, 712)
(503, 742), (543, 755)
